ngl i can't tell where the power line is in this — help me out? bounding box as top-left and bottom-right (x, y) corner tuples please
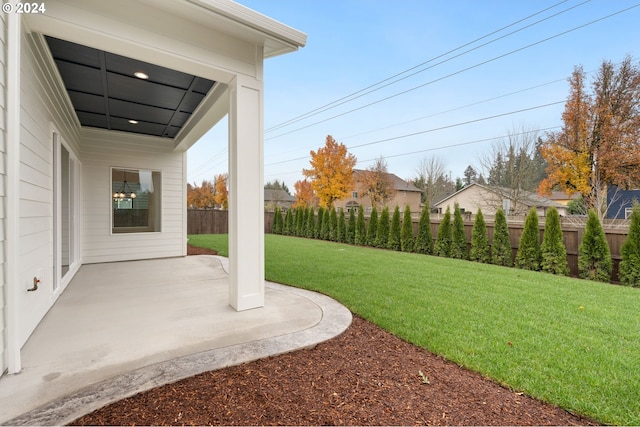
(264, 100), (564, 167)
(265, 3), (639, 141)
(265, 0), (575, 133)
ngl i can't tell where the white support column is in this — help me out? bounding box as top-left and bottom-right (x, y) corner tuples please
(227, 74), (264, 311)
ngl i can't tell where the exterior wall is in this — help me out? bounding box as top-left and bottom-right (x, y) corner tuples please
(607, 186), (640, 219)
(0, 9), (7, 374)
(7, 29), (82, 350)
(434, 185), (497, 215)
(334, 182), (421, 214)
(81, 129), (186, 263)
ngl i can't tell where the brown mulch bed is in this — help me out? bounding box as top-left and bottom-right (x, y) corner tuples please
(70, 247), (598, 426)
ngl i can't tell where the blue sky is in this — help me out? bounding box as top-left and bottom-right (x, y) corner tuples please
(187, 0), (640, 189)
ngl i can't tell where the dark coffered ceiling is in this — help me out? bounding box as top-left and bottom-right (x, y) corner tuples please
(45, 36), (215, 138)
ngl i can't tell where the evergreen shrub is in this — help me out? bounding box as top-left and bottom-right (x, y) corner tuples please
(401, 205), (415, 252)
(367, 206), (379, 246)
(470, 208), (490, 263)
(451, 203), (468, 260)
(388, 205), (401, 251)
(434, 206), (452, 257)
(619, 203), (640, 287)
(540, 207), (569, 275)
(355, 208), (367, 245)
(515, 207), (541, 271)
(491, 208), (512, 266)
(347, 208), (356, 244)
(578, 209), (612, 282)
(414, 205), (433, 255)
(376, 206), (390, 248)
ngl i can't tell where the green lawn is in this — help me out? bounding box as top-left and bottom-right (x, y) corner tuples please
(188, 233), (640, 425)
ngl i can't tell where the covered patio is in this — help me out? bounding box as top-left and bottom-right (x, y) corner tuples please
(0, 256), (351, 425)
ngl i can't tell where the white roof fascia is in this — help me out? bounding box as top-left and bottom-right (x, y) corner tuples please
(185, 0), (307, 57)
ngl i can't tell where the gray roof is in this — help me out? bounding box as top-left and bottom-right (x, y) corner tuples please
(353, 169), (421, 193)
(264, 189), (296, 203)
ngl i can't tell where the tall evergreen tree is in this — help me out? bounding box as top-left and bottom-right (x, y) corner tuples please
(451, 203), (468, 259)
(540, 207), (569, 275)
(401, 205), (415, 252)
(578, 209), (612, 282)
(347, 208), (356, 244)
(388, 205), (402, 251)
(329, 207), (338, 241)
(315, 207), (325, 239)
(355, 208), (367, 245)
(367, 206), (379, 246)
(337, 208), (347, 243)
(376, 206), (390, 248)
(470, 208), (490, 263)
(272, 206), (283, 235)
(619, 203), (640, 287)
(414, 205), (433, 255)
(305, 207), (315, 238)
(515, 207), (541, 270)
(491, 207), (512, 266)
(434, 206), (452, 257)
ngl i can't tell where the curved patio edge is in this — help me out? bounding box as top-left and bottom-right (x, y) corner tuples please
(4, 281), (352, 426)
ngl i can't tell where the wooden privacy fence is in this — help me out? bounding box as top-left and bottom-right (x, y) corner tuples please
(187, 209), (628, 282)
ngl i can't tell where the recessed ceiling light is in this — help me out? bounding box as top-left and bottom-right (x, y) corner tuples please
(128, 120), (139, 124)
(134, 71), (149, 80)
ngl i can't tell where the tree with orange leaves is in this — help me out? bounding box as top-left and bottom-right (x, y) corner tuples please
(293, 179), (316, 208)
(538, 57), (640, 218)
(303, 135), (357, 208)
(214, 174), (228, 209)
(187, 179), (216, 209)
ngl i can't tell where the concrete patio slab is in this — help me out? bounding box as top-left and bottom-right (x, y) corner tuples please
(0, 256), (352, 426)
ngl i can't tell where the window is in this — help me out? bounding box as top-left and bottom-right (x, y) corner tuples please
(112, 168), (161, 233)
(352, 191), (358, 198)
(626, 207), (634, 219)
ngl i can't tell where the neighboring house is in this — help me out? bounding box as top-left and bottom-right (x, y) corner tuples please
(264, 189), (296, 211)
(1, 0), (305, 376)
(607, 185), (640, 219)
(334, 170), (422, 214)
(433, 183), (568, 217)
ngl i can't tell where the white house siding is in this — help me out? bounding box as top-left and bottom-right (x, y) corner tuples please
(17, 30), (81, 347)
(0, 10), (8, 374)
(81, 129), (186, 264)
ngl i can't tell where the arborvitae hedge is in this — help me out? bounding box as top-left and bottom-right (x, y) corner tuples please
(578, 209), (612, 282)
(305, 207), (315, 238)
(367, 206), (379, 246)
(414, 205), (433, 255)
(376, 206), (390, 248)
(337, 209), (347, 243)
(540, 206), (569, 275)
(347, 209), (356, 244)
(470, 208), (489, 263)
(619, 203), (640, 287)
(315, 207), (324, 239)
(491, 207), (512, 266)
(515, 207), (541, 271)
(329, 208), (338, 241)
(355, 208), (367, 245)
(388, 205), (401, 251)
(272, 206), (283, 235)
(451, 203), (468, 260)
(401, 205), (414, 252)
(434, 206), (452, 257)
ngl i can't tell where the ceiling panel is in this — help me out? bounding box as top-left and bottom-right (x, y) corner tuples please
(45, 36), (216, 138)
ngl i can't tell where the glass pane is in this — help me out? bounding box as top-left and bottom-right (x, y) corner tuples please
(112, 168), (161, 233)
